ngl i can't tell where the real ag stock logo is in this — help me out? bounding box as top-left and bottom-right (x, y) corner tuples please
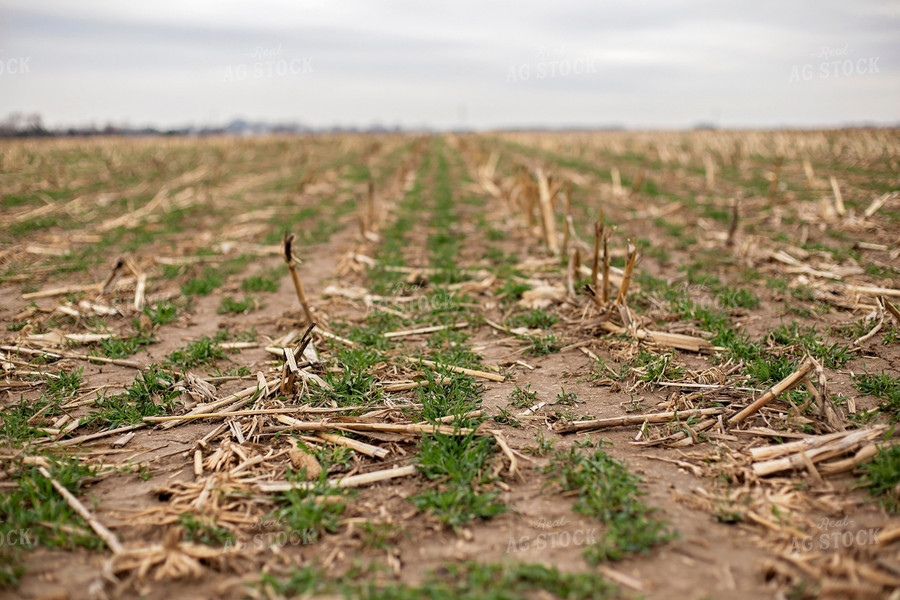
(506, 516), (599, 553)
(789, 45), (880, 82)
(506, 45), (597, 83)
(789, 517), (881, 554)
(224, 44), (314, 82)
(0, 529), (33, 547)
(0, 50), (30, 76)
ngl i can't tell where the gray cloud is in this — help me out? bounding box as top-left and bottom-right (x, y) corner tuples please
(0, 0), (897, 129)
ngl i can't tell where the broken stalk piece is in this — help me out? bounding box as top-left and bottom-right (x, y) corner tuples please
(615, 240), (638, 305)
(591, 215), (603, 290)
(280, 322), (317, 396)
(282, 232), (315, 324)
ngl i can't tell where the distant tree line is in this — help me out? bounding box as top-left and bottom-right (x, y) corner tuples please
(0, 112), (191, 138)
(0, 112), (51, 137)
(0, 113), (422, 138)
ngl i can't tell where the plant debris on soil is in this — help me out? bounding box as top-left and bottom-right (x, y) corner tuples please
(1, 130), (900, 600)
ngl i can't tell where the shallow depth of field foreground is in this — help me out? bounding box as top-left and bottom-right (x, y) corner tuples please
(1, 129), (900, 600)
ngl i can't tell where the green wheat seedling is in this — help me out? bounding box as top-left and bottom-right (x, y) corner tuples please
(546, 441), (675, 562)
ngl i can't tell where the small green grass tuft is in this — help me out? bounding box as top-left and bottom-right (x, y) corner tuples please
(10, 216), (59, 236)
(523, 333), (561, 357)
(355, 522), (402, 550)
(217, 295), (256, 314)
(0, 401), (51, 445)
(241, 267), (282, 293)
(522, 428), (556, 457)
(853, 372), (900, 421)
(746, 353), (799, 386)
(417, 373), (483, 424)
(860, 445), (900, 513)
(412, 431), (506, 530)
(425, 327), (481, 369)
(555, 387), (579, 406)
(271, 472), (349, 544)
(0, 455), (104, 587)
(633, 350), (684, 386)
(493, 407), (522, 428)
(177, 513), (235, 546)
(97, 334), (154, 359)
(882, 324), (900, 346)
(546, 441), (674, 562)
(510, 308), (558, 330)
(45, 367), (83, 398)
(143, 301), (178, 326)
(180, 268), (223, 296)
(770, 322), (850, 369)
(508, 384), (537, 409)
(717, 286), (760, 309)
(499, 278), (530, 302)
(319, 368), (381, 407)
(260, 560), (622, 600)
(166, 336), (225, 369)
(208, 365), (252, 378)
(89, 365), (179, 428)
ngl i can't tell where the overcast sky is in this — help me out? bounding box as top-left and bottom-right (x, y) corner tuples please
(0, 0), (898, 130)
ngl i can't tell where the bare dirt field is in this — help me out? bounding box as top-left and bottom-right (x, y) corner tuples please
(1, 129), (899, 599)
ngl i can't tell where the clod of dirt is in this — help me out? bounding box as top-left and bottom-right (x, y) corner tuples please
(288, 443), (322, 479)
